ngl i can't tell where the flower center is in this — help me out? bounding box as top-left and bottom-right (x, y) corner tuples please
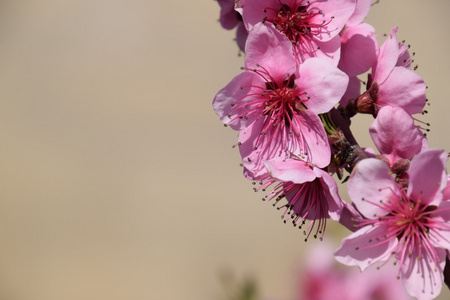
(263, 3), (330, 50)
(262, 74), (306, 126)
(226, 66), (309, 159)
(356, 192), (443, 278)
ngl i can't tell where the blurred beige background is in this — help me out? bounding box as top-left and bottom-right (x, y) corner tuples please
(0, 0), (449, 299)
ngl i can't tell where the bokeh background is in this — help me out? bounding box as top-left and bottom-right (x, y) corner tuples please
(0, 0), (449, 299)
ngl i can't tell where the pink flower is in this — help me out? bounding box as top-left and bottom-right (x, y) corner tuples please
(369, 106), (425, 176)
(240, 0), (357, 64)
(335, 149), (450, 300)
(213, 23), (348, 179)
(298, 242), (412, 300)
(257, 157), (344, 241)
(363, 27), (426, 116)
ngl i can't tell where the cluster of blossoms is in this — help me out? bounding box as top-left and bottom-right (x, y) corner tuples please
(212, 0), (450, 299)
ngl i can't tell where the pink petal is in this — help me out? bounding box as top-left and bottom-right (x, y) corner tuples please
(338, 23), (378, 77)
(407, 149), (447, 206)
(372, 27), (400, 85)
(397, 42), (411, 68)
(311, 0), (357, 42)
(212, 71), (264, 131)
(238, 118), (277, 180)
(377, 66), (427, 115)
(348, 158), (400, 218)
(314, 167), (344, 221)
(244, 23), (296, 79)
(346, 0), (371, 26)
(240, 0), (276, 32)
(298, 58), (349, 114)
(292, 110), (331, 168)
(263, 157), (317, 184)
(305, 35), (341, 65)
(338, 201), (363, 232)
(369, 106), (424, 164)
(429, 202), (450, 250)
(401, 247), (446, 300)
(238, 106), (332, 178)
(335, 224), (398, 271)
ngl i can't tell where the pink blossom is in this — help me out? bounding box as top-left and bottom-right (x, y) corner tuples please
(240, 0), (357, 64)
(297, 242), (412, 300)
(213, 23), (348, 179)
(368, 27), (427, 115)
(369, 106), (425, 176)
(335, 149), (450, 300)
(256, 157), (344, 241)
